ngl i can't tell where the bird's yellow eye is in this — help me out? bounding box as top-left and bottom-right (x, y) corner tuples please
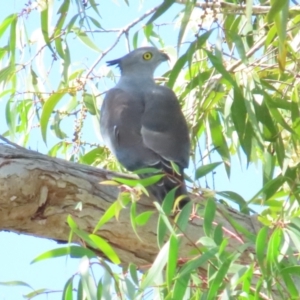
(143, 52), (153, 60)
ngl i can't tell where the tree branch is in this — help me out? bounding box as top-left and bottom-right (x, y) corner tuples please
(84, 4), (161, 80)
(0, 142), (259, 267)
(176, 0), (300, 15)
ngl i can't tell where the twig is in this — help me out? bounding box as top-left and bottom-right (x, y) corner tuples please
(0, 135), (26, 150)
(84, 4), (161, 80)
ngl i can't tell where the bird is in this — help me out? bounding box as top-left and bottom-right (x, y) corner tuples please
(100, 47), (190, 206)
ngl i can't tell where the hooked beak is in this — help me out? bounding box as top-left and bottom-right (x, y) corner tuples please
(160, 50), (170, 61)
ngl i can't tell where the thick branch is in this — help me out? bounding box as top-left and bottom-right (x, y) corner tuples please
(0, 143), (259, 267)
(1, 142), (292, 297)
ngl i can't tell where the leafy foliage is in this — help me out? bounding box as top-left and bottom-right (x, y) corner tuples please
(1, 0), (300, 299)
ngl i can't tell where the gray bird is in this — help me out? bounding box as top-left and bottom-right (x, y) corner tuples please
(100, 47), (190, 205)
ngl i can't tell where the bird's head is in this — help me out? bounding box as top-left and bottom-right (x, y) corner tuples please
(106, 47), (169, 78)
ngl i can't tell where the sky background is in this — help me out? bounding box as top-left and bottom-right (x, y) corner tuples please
(0, 1), (262, 299)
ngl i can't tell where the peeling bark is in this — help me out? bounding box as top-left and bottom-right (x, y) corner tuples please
(0, 143), (260, 267)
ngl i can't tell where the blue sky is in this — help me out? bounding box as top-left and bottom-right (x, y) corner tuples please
(0, 1), (262, 299)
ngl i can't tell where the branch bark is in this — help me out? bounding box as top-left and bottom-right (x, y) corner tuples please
(176, 1), (300, 15)
(0, 143), (259, 268)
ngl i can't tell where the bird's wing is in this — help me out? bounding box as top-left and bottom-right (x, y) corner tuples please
(100, 88), (160, 171)
(141, 85), (190, 169)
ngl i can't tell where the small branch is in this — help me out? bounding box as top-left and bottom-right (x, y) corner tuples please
(0, 135), (28, 151)
(176, 0), (300, 15)
(84, 4), (160, 80)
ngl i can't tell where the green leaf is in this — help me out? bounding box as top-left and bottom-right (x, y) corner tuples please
(88, 16), (102, 29)
(89, 0), (101, 16)
(79, 257), (97, 300)
(23, 288), (51, 299)
(57, 0), (70, 29)
(255, 100), (278, 142)
(67, 216), (98, 248)
(69, 69), (85, 81)
(205, 50), (236, 86)
(113, 174), (163, 188)
(220, 208), (256, 242)
(96, 279), (103, 300)
(180, 70), (212, 100)
(281, 272), (299, 297)
(62, 277), (73, 300)
(129, 264), (139, 286)
(124, 277), (136, 299)
(249, 175), (286, 202)
(5, 97), (16, 138)
(0, 65), (15, 84)
(157, 189), (177, 248)
(8, 14), (17, 66)
(204, 198), (216, 237)
(275, 135), (285, 168)
(54, 0), (70, 60)
(207, 258), (231, 300)
(0, 46), (8, 62)
(66, 14), (79, 33)
(241, 265), (254, 293)
(143, 23), (153, 41)
(40, 90), (67, 144)
(62, 41), (71, 84)
(213, 224), (223, 246)
(31, 246), (96, 263)
(0, 281), (32, 289)
(245, 0), (253, 25)
(179, 247), (219, 277)
(208, 111), (230, 176)
(130, 201), (139, 239)
(167, 54), (187, 89)
(243, 81), (264, 146)
(256, 226), (268, 276)
(174, 201), (192, 233)
(77, 279), (83, 300)
(74, 28), (101, 52)
(264, 92), (294, 134)
(83, 93), (97, 115)
(231, 88), (247, 154)
(168, 30), (213, 89)
(166, 235), (178, 289)
(287, 223), (300, 249)
(266, 228), (282, 273)
(217, 191), (250, 215)
(133, 167), (161, 175)
(80, 147), (105, 165)
(198, 236), (216, 248)
(267, 0), (288, 23)
(146, 0), (176, 25)
(140, 240), (170, 290)
(170, 161), (181, 175)
(40, 2), (55, 56)
(89, 234), (120, 264)
(51, 112), (68, 139)
(93, 201), (118, 233)
(280, 265), (300, 276)
(177, 0), (195, 50)
(0, 14), (17, 39)
(172, 273), (190, 299)
(195, 162), (222, 180)
(132, 31), (139, 49)
(135, 211), (154, 226)
(227, 31), (247, 63)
